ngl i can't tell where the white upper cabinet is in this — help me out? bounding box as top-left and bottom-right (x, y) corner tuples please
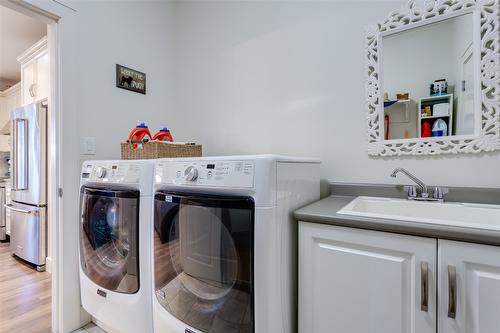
(35, 51), (49, 102)
(299, 222), (437, 333)
(20, 60), (36, 105)
(4, 84), (21, 120)
(438, 240), (500, 333)
(0, 96), (4, 123)
(0, 83), (21, 151)
(17, 36), (49, 106)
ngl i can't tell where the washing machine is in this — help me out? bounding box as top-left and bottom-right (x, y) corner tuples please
(79, 160), (154, 333)
(152, 155), (320, 333)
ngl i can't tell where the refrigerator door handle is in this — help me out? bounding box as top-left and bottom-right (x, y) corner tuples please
(12, 118), (29, 191)
(11, 118), (17, 190)
(4, 204), (38, 216)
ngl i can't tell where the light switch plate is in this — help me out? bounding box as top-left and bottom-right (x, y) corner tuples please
(81, 137), (96, 155)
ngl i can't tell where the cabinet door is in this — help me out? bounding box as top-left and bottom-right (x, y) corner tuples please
(0, 135), (9, 152)
(299, 223), (437, 333)
(0, 97), (7, 150)
(0, 97), (4, 118)
(21, 61), (36, 105)
(5, 94), (14, 119)
(0, 87), (20, 151)
(5, 88), (21, 116)
(35, 51), (49, 101)
(438, 240), (500, 333)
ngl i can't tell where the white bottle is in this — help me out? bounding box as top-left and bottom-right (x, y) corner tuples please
(431, 119), (448, 137)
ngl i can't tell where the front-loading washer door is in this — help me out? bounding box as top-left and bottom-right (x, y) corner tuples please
(154, 191), (254, 333)
(79, 186), (140, 294)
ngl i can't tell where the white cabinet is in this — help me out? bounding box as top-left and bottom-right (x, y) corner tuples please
(438, 240), (500, 333)
(17, 36), (49, 106)
(0, 97), (4, 124)
(35, 50), (49, 102)
(299, 223), (500, 333)
(0, 83), (21, 151)
(299, 223), (437, 333)
(4, 84), (21, 119)
(20, 61), (36, 105)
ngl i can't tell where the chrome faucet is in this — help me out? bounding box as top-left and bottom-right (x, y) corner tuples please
(390, 168), (448, 202)
(390, 168), (429, 198)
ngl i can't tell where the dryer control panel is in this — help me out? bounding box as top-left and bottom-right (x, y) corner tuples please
(156, 160), (255, 188)
(81, 162), (142, 183)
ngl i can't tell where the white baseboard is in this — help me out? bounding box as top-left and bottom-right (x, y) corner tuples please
(79, 307), (91, 329)
(46, 256), (52, 274)
(93, 317), (116, 333)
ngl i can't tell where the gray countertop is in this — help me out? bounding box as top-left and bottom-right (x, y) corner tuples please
(294, 195), (500, 247)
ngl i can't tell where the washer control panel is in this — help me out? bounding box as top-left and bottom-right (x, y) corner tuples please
(156, 160), (254, 188)
(81, 162), (142, 183)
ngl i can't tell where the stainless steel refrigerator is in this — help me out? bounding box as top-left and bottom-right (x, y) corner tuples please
(7, 101), (47, 271)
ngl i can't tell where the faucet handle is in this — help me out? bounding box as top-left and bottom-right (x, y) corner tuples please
(404, 185), (417, 198)
(432, 187), (449, 200)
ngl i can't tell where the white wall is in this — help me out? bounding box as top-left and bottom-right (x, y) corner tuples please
(71, 1), (176, 165)
(383, 20), (456, 102)
(170, 0), (500, 188)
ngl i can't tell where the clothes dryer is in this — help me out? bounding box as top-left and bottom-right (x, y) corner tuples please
(152, 155), (320, 333)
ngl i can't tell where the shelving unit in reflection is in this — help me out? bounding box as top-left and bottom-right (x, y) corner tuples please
(418, 94), (454, 138)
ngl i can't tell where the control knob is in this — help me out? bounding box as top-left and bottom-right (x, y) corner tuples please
(96, 166), (107, 178)
(184, 166), (198, 181)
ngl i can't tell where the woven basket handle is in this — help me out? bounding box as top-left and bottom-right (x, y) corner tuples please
(127, 139), (149, 144)
(127, 139), (149, 150)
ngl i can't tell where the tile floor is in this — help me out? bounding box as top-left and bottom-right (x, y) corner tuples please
(156, 273), (252, 333)
(72, 322), (107, 333)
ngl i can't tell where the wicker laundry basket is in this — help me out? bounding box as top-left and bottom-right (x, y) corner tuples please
(121, 141), (202, 160)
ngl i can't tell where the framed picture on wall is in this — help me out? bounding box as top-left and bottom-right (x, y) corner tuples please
(116, 64), (146, 94)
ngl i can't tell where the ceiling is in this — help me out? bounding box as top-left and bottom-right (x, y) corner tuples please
(0, 5), (46, 86)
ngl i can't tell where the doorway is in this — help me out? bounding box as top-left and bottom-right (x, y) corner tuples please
(456, 44), (475, 136)
(0, 2), (58, 332)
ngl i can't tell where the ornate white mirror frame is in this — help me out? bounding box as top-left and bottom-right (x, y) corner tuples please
(366, 0), (499, 156)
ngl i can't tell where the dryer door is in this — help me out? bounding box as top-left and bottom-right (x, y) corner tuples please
(79, 186), (140, 293)
(154, 191), (254, 333)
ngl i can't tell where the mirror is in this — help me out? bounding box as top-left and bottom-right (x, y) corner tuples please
(366, 0), (500, 156)
(382, 14), (475, 140)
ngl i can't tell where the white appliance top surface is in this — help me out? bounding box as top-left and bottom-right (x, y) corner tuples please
(156, 159), (256, 189)
(160, 154), (321, 164)
(80, 160), (154, 189)
(154, 154), (320, 208)
(154, 154), (319, 199)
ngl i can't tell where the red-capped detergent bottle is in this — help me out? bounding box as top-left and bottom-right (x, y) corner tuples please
(152, 127), (173, 142)
(421, 120), (432, 138)
(128, 121), (152, 142)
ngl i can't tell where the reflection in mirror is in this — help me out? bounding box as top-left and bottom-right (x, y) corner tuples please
(382, 13), (475, 141)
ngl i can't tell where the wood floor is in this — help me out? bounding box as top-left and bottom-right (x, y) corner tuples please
(0, 241), (51, 333)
